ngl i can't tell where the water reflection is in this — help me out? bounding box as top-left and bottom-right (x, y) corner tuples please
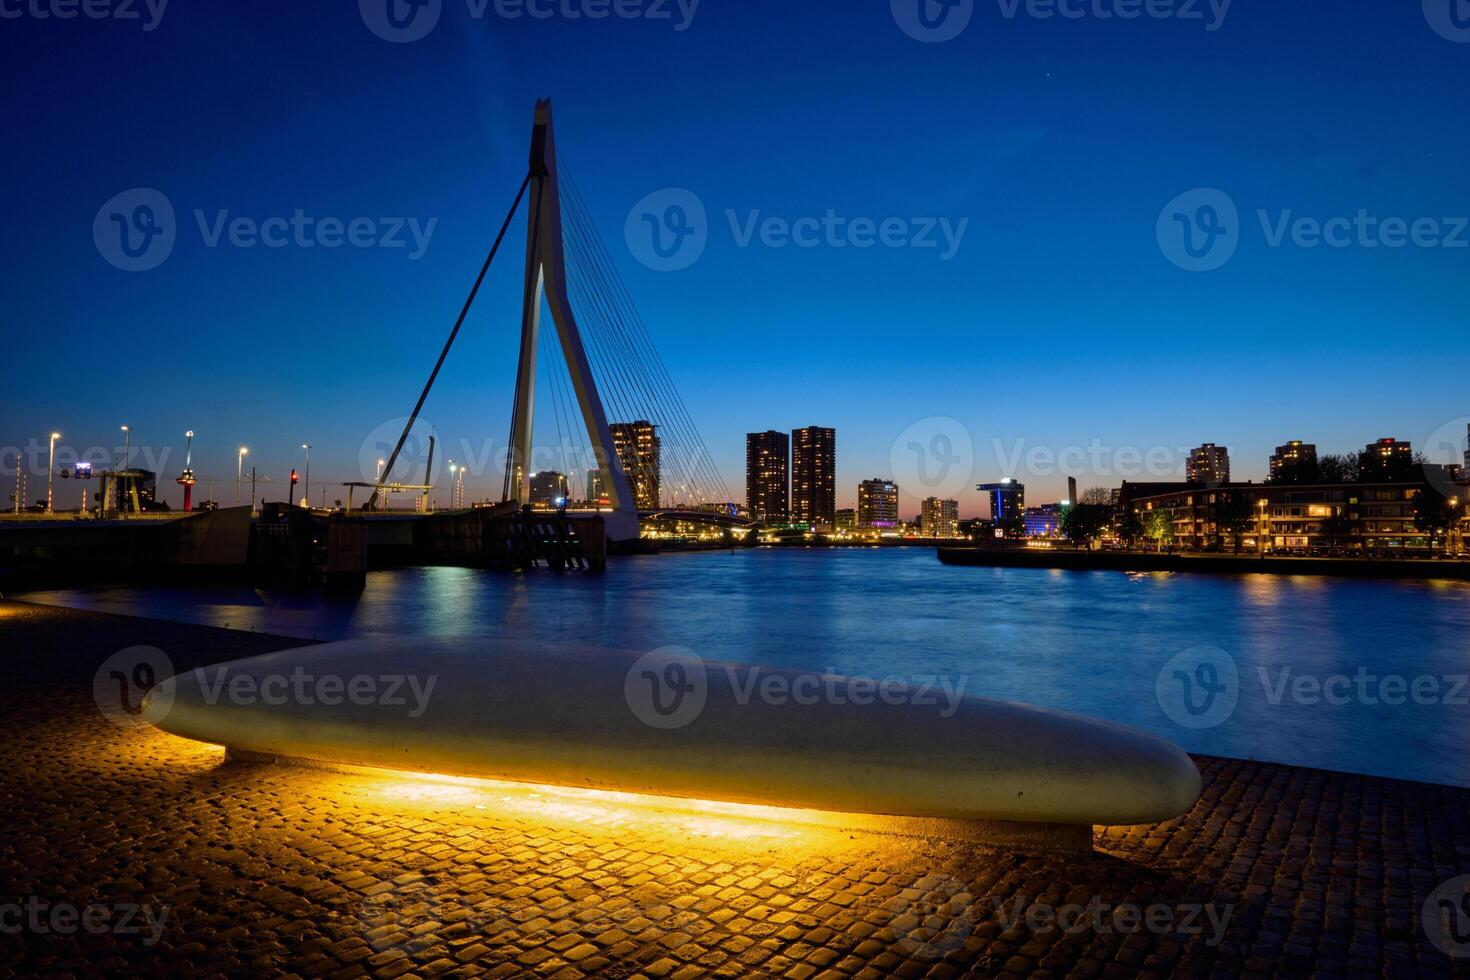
(22, 551), (1470, 787)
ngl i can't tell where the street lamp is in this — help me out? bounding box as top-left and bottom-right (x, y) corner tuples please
(301, 444), (312, 509)
(1258, 499), (1269, 557)
(118, 425), (131, 514)
(237, 446), (249, 505)
(47, 432), (60, 514)
(448, 461), (457, 510)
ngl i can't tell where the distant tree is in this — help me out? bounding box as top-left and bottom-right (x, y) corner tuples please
(1080, 486), (1114, 506)
(1413, 487), (1461, 555)
(1214, 490), (1258, 555)
(1143, 509), (1176, 552)
(1061, 504), (1110, 547)
(1267, 457), (1320, 485)
(1317, 513), (1356, 550)
(1119, 510), (1144, 551)
(1316, 453), (1360, 484)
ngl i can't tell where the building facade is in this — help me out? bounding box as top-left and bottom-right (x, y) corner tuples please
(977, 480), (1025, 530)
(857, 479), (899, 529)
(1186, 443), (1230, 485)
(1023, 504), (1064, 538)
(834, 508), (857, 531)
(1130, 480), (1441, 553)
(745, 430), (790, 524)
(1359, 437), (1416, 482)
(791, 426), (836, 529)
(610, 420), (660, 510)
(1269, 441), (1317, 482)
(528, 471), (568, 509)
(921, 497), (960, 538)
(585, 469), (605, 504)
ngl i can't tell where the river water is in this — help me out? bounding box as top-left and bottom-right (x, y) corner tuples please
(23, 549), (1470, 787)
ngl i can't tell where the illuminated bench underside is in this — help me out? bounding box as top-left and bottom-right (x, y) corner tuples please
(142, 638), (1201, 848)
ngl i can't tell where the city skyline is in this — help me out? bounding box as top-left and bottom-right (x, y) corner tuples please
(5, 3), (1468, 515)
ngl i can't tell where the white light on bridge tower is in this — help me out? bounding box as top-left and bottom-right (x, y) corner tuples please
(506, 99), (639, 542)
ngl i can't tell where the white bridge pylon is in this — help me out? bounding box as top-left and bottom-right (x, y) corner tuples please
(506, 99), (639, 542)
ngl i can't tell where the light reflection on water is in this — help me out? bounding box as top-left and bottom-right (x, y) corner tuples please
(23, 549), (1470, 787)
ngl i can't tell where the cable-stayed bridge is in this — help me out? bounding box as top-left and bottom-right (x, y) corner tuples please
(371, 100), (747, 544)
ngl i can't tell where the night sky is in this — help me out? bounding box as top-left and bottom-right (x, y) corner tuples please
(4, 0), (1468, 512)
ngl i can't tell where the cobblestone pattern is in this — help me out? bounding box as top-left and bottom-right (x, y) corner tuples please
(2, 600), (1469, 978)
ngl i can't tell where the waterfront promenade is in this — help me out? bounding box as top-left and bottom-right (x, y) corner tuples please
(2, 598), (1468, 978)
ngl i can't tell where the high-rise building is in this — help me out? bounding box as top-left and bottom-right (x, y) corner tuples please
(1269, 441), (1318, 482)
(1186, 443), (1230, 485)
(791, 426), (836, 529)
(528, 471), (568, 509)
(1359, 437), (1415, 481)
(921, 497), (959, 538)
(745, 430), (790, 524)
(1462, 423), (1469, 473)
(585, 469), (606, 504)
(610, 420), (660, 509)
(977, 480), (1025, 528)
(857, 479), (899, 529)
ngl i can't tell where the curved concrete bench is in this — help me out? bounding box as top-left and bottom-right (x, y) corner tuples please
(143, 638), (1200, 840)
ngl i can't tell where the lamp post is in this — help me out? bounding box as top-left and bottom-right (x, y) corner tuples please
(301, 444), (312, 509)
(237, 447), (248, 505)
(119, 425), (131, 514)
(448, 461), (457, 511)
(1258, 499), (1269, 557)
(46, 432), (60, 514)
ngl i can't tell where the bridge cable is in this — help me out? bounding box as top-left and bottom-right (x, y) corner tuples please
(561, 165), (731, 504)
(560, 166), (732, 505)
(373, 171), (532, 511)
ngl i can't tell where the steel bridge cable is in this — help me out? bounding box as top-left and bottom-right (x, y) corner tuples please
(562, 178), (692, 509)
(375, 172), (532, 511)
(561, 165), (731, 503)
(560, 166), (723, 505)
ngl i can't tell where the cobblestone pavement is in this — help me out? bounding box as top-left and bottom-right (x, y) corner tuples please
(2, 599), (1469, 978)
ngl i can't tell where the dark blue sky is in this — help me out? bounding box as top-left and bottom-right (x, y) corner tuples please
(4, 0), (1468, 512)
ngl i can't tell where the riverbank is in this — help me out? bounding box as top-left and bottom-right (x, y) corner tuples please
(1, 598), (1466, 976)
(938, 546), (1470, 580)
